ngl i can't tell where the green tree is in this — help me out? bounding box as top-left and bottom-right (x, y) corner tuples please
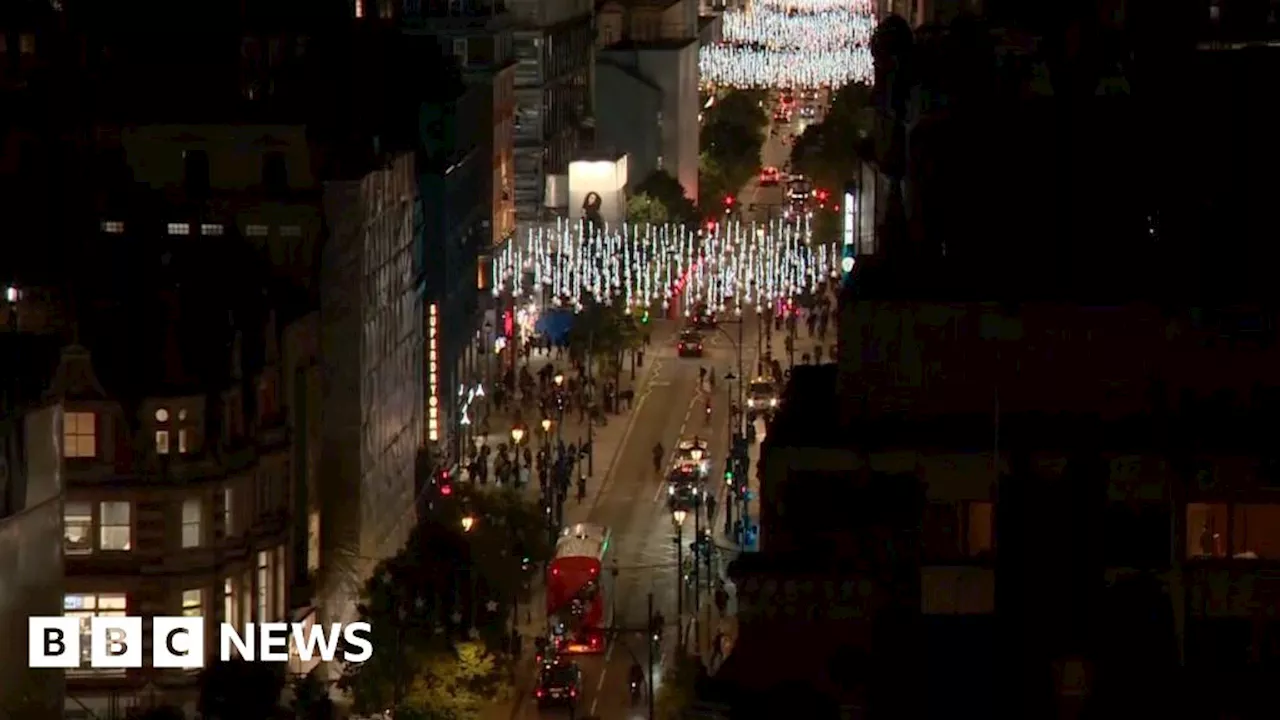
(405, 642), (511, 720)
(567, 295), (642, 391)
(791, 83), (874, 194)
(197, 658), (285, 720)
(705, 89), (769, 135)
(289, 668), (335, 720)
(633, 169), (697, 224)
(699, 89), (770, 215)
(627, 193), (669, 225)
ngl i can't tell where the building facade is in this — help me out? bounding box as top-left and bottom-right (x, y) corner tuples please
(506, 0), (596, 222)
(595, 0), (701, 202)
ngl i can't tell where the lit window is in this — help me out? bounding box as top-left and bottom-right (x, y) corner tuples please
(201, 223), (224, 236)
(63, 411), (97, 458)
(178, 428), (189, 454)
(99, 501), (131, 551)
(63, 501), (93, 555)
(307, 510), (321, 572)
(182, 498), (202, 548)
(167, 223), (191, 236)
(19, 33), (35, 55)
(1233, 504), (1280, 559)
(355, 0), (364, 17)
(156, 429), (170, 454)
(155, 407), (169, 423)
(182, 589), (203, 617)
(222, 487), (235, 536)
(223, 577), (235, 626)
(64, 594), (127, 673)
(923, 501), (996, 561)
(280, 225), (302, 237)
(257, 550), (270, 622)
(245, 224), (269, 237)
(1188, 502), (1229, 558)
(178, 409), (188, 421)
(101, 221), (125, 234)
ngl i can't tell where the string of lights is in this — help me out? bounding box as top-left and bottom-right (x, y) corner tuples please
(491, 220), (838, 316)
(700, 0), (875, 89)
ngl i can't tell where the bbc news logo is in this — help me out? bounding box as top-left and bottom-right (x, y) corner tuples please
(28, 618), (373, 669)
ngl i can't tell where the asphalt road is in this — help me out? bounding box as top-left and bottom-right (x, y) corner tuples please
(513, 314), (763, 720)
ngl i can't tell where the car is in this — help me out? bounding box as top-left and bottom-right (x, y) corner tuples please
(677, 331), (704, 357)
(760, 166), (781, 186)
(746, 378), (779, 417)
(535, 659), (582, 708)
(667, 470), (705, 510)
(673, 437), (711, 475)
(799, 105), (817, 119)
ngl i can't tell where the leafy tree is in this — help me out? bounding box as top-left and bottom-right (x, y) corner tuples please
(341, 490), (548, 718)
(698, 90), (770, 215)
(791, 83), (874, 194)
(701, 119), (762, 200)
(197, 657), (285, 720)
(704, 89), (769, 135)
(405, 642), (511, 720)
(567, 295), (642, 390)
(628, 193), (669, 225)
(633, 170), (698, 225)
(289, 668), (335, 720)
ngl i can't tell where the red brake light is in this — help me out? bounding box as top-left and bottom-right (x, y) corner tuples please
(552, 567), (560, 576)
(570, 689), (577, 698)
(590, 566), (597, 575)
(536, 689), (544, 698)
(440, 484), (452, 496)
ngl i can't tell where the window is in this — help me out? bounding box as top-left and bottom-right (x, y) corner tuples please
(182, 589), (203, 617)
(101, 221), (125, 234)
(1233, 504), (1280, 559)
(155, 408), (169, 423)
(355, 0), (364, 17)
(156, 430), (170, 454)
(182, 498), (202, 548)
(262, 152), (288, 195)
(274, 545), (286, 618)
(308, 510), (321, 572)
(258, 374), (278, 419)
(178, 428), (189, 454)
(99, 501), (132, 550)
(64, 501), (93, 555)
(1188, 502), (1230, 558)
(64, 594), (127, 673)
(246, 224), (269, 237)
(922, 501), (996, 562)
(222, 487), (235, 536)
(63, 411), (97, 458)
(19, 33), (36, 55)
(257, 550), (270, 621)
(223, 577), (235, 625)
(167, 223), (191, 236)
(280, 225), (302, 237)
(201, 223), (224, 236)
(183, 150), (209, 196)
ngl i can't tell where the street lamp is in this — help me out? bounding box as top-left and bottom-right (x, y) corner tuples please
(672, 508), (687, 644)
(553, 372), (565, 388)
(461, 515), (475, 533)
(510, 426), (525, 446)
(540, 417), (552, 434)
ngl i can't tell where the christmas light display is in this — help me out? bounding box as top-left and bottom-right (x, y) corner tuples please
(700, 0), (875, 89)
(491, 219), (838, 316)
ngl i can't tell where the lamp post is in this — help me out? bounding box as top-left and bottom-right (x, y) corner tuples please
(722, 371), (737, 537)
(510, 425), (525, 447)
(672, 508), (686, 646)
(692, 486), (702, 646)
(461, 514), (476, 533)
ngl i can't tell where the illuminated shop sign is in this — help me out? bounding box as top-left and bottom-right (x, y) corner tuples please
(842, 187), (857, 275)
(428, 304), (439, 442)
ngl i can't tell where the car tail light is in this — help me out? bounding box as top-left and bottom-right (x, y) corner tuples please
(536, 689), (544, 698)
(552, 567), (560, 576)
(570, 689), (577, 698)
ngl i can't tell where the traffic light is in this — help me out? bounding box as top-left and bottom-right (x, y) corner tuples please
(641, 309), (650, 324)
(724, 468), (734, 485)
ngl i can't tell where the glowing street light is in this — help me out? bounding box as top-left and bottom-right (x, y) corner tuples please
(461, 515), (475, 533)
(541, 417), (552, 434)
(672, 508), (687, 526)
(554, 373), (565, 388)
(510, 426), (526, 445)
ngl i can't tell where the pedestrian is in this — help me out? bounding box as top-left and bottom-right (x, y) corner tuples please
(577, 475), (587, 503)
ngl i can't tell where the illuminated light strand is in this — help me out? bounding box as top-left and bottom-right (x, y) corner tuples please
(700, 0), (875, 90)
(490, 220), (838, 316)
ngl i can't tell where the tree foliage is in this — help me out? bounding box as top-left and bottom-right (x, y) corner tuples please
(567, 294), (642, 380)
(339, 486), (550, 719)
(700, 90), (770, 214)
(197, 657), (285, 720)
(790, 82), (873, 194)
(289, 668), (336, 720)
(628, 193), (669, 226)
(633, 169), (698, 225)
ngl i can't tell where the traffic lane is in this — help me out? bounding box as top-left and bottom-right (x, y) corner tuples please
(566, 361), (699, 717)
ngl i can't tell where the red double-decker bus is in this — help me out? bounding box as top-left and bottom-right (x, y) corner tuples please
(546, 523), (613, 653)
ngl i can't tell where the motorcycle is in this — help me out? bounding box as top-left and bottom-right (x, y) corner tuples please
(630, 680), (642, 704)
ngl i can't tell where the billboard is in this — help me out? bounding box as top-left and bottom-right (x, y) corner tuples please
(568, 156), (629, 231)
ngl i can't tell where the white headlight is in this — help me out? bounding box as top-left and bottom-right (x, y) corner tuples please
(668, 486), (674, 495)
(770, 398), (779, 407)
